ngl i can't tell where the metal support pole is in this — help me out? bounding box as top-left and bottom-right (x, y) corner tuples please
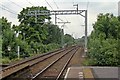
(73, 4), (78, 14)
(17, 46), (20, 59)
(55, 14), (57, 25)
(61, 28), (64, 48)
(84, 10), (87, 56)
(16, 31), (21, 59)
(77, 4), (78, 14)
(35, 10), (37, 23)
(27, 9), (87, 53)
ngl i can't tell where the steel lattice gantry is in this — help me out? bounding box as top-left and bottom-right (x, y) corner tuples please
(27, 9), (88, 56)
(27, 10), (85, 16)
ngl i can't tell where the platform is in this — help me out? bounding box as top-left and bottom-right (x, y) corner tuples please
(64, 67), (119, 80)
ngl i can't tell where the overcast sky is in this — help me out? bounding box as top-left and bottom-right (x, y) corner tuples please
(0, 0), (119, 39)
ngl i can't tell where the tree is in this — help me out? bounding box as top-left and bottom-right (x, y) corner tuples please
(15, 6), (52, 53)
(17, 6), (50, 44)
(43, 24), (62, 44)
(0, 35), (2, 60)
(0, 19), (2, 58)
(64, 34), (74, 46)
(16, 6), (63, 54)
(1, 6), (76, 62)
(1, 17), (31, 59)
(88, 13), (120, 66)
(1, 17), (17, 59)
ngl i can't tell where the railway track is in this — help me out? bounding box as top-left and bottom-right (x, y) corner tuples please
(0, 46), (81, 80)
(32, 47), (79, 80)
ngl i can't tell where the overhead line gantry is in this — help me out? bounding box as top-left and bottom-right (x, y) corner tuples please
(27, 8), (88, 56)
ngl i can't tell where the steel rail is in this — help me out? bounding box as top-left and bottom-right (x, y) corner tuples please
(0, 47), (73, 79)
(29, 47), (72, 66)
(56, 47), (79, 80)
(32, 46), (78, 79)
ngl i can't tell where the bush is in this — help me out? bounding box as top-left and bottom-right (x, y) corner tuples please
(2, 57), (11, 64)
(83, 58), (97, 66)
(87, 13), (120, 66)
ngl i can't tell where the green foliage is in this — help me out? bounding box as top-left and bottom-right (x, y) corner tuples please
(43, 24), (62, 44)
(88, 13), (120, 66)
(0, 35), (2, 64)
(17, 6), (50, 44)
(2, 57), (11, 64)
(0, 35), (2, 54)
(64, 34), (74, 46)
(0, 17), (31, 61)
(74, 37), (84, 46)
(83, 58), (97, 66)
(1, 17), (16, 58)
(1, 6), (75, 64)
(16, 6), (62, 55)
(46, 43), (60, 52)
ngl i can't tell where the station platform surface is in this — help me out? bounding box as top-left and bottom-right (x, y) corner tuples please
(64, 66), (120, 80)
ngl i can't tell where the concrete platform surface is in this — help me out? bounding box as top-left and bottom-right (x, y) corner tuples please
(64, 67), (120, 80)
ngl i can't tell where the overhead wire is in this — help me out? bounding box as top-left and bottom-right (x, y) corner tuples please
(0, 6), (17, 15)
(45, 0), (54, 10)
(7, 0), (23, 8)
(53, 0), (59, 9)
(0, 3), (17, 13)
(57, 17), (64, 22)
(52, 0), (68, 22)
(26, 0), (34, 6)
(0, 3), (17, 15)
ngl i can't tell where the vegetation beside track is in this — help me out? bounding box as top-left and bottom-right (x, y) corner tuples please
(87, 13), (120, 66)
(0, 6), (82, 64)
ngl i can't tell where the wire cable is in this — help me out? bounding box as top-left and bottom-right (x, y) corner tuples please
(53, 0), (59, 9)
(0, 6), (17, 15)
(45, 0), (54, 10)
(7, 0), (23, 8)
(53, 0), (68, 22)
(0, 3), (17, 13)
(0, 3), (17, 14)
(57, 17), (64, 22)
(26, 0), (34, 6)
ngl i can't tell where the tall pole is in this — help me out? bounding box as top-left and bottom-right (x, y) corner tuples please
(76, 4), (78, 14)
(17, 46), (20, 59)
(16, 31), (21, 59)
(73, 4), (78, 14)
(61, 28), (64, 48)
(27, 9), (88, 54)
(55, 14), (57, 25)
(85, 10), (87, 56)
(35, 10), (37, 23)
